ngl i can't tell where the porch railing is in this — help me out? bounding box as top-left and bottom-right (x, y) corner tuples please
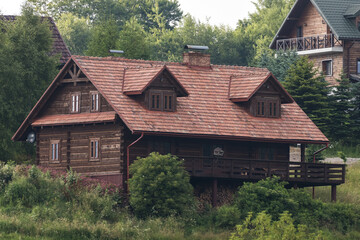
(276, 34), (342, 52)
(181, 156), (345, 185)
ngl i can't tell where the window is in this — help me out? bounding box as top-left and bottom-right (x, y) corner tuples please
(164, 94), (173, 111)
(90, 138), (100, 160)
(257, 101), (265, 116)
(322, 60), (332, 76)
(148, 90), (176, 111)
(90, 92), (100, 112)
(71, 93), (80, 113)
(296, 26), (303, 38)
(253, 97), (280, 118)
(50, 140), (60, 162)
(357, 59), (360, 74)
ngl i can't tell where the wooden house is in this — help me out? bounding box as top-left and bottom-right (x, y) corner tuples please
(12, 50), (345, 203)
(270, 0), (360, 85)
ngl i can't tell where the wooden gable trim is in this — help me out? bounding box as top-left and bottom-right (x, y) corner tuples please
(12, 57), (132, 141)
(230, 73), (294, 104)
(123, 65), (189, 97)
(61, 62), (88, 84)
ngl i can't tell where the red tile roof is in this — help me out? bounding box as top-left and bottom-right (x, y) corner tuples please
(32, 112), (116, 127)
(123, 66), (165, 94)
(67, 56), (328, 144)
(229, 72), (270, 101)
(1, 15), (71, 64)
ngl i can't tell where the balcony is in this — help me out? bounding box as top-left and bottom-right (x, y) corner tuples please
(182, 156), (345, 187)
(276, 34), (343, 55)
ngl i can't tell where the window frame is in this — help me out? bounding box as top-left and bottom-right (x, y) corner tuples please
(322, 60), (333, 76)
(90, 91), (100, 112)
(89, 138), (100, 161)
(148, 89), (176, 112)
(49, 140), (60, 163)
(253, 96), (280, 118)
(70, 92), (81, 113)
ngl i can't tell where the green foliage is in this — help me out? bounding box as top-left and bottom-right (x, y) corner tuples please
(214, 205), (241, 228)
(0, 6), (58, 162)
(337, 151), (347, 163)
(85, 18), (119, 57)
(56, 13), (91, 55)
(284, 56), (331, 135)
(117, 17), (150, 59)
(350, 82), (360, 143)
(327, 74), (355, 143)
(256, 50), (299, 82)
(0, 162), (15, 192)
(229, 211), (324, 240)
(129, 152), (194, 218)
(234, 177), (298, 220)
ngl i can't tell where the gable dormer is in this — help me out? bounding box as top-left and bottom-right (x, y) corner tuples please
(123, 65), (188, 112)
(229, 72), (293, 118)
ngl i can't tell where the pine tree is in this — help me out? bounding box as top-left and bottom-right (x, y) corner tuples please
(284, 56), (331, 135)
(327, 73), (355, 143)
(351, 82), (360, 143)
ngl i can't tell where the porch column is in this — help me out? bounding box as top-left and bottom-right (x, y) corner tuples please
(212, 178), (218, 207)
(301, 144), (306, 162)
(331, 185), (337, 202)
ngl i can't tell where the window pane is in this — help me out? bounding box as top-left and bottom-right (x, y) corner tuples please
(95, 94), (99, 110)
(164, 96), (168, 109)
(261, 102), (264, 115)
(55, 143), (58, 160)
(152, 95), (155, 108)
(169, 96), (172, 109)
(357, 60), (360, 74)
(52, 144), (55, 160)
(274, 103), (277, 116)
(156, 95), (160, 108)
(257, 102), (260, 115)
(91, 141), (94, 158)
(76, 95), (79, 112)
(269, 103), (272, 116)
(72, 96), (75, 112)
(95, 141), (98, 158)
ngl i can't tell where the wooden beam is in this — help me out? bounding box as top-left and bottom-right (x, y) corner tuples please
(331, 185), (337, 202)
(287, 17), (299, 21)
(212, 178), (218, 207)
(301, 144), (306, 162)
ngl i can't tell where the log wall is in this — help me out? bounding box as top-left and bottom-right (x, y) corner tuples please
(36, 123), (124, 184)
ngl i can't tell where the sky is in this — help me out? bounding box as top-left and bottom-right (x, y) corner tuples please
(0, 0), (256, 29)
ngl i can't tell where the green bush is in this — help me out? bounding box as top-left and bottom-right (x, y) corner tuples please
(234, 177), (297, 220)
(129, 152), (194, 218)
(0, 162), (15, 192)
(215, 205), (241, 228)
(230, 211), (324, 240)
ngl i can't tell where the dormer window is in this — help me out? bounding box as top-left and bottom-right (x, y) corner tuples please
(148, 90), (176, 112)
(71, 93), (80, 113)
(90, 91), (100, 112)
(252, 96), (280, 118)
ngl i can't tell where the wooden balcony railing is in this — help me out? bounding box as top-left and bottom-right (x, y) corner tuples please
(276, 34), (342, 52)
(181, 156), (345, 186)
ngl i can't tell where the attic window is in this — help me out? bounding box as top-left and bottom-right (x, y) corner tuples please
(90, 91), (100, 112)
(148, 90), (176, 112)
(252, 96), (280, 118)
(71, 93), (80, 113)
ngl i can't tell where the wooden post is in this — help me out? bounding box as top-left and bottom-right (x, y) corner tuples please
(212, 178), (218, 207)
(331, 185), (337, 202)
(301, 144), (306, 162)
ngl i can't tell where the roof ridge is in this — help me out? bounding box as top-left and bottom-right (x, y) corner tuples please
(231, 70), (271, 78)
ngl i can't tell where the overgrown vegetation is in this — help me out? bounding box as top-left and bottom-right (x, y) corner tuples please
(1, 156), (360, 239)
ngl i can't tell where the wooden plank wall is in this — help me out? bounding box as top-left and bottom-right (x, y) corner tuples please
(37, 123), (124, 178)
(127, 135), (289, 162)
(40, 82), (113, 116)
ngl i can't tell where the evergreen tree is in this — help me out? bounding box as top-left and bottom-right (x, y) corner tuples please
(351, 82), (360, 143)
(284, 56), (331, 135)
(0, 6), (58, 162)
(257, 50), (299, 82)
(327, 74), (355, 143)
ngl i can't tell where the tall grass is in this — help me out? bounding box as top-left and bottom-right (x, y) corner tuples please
(311, 162), (360, 204)
(323, 143), (360, 158)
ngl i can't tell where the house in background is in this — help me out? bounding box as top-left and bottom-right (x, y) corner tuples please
(1, 15), (71, 66)
(270, 0), (360, 85)
(12, 48), (345, 204)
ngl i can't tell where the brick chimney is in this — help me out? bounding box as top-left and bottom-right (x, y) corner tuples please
(183, 45), (210, 67)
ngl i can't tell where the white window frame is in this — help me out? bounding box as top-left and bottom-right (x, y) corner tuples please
(71, 93), (81, 113)
(90, 91), (100, 112)
(50, 140), (60, 162)
(322, 59), (333, 76)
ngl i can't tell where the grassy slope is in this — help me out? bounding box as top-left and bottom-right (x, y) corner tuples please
(311, 162), (360, 204)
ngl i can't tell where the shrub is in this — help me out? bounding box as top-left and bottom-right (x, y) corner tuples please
(233, 177), (297, 220)
(229, 211), (324, 240)
(0, 162), (15, 192)
(129, 152), (194, 218)
(215, 205), (241, 228)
